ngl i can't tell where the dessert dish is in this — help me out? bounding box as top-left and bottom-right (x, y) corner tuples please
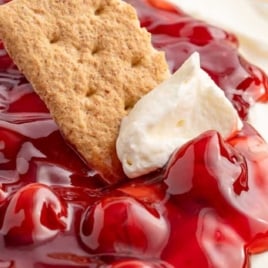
(0, 0), (267, 268)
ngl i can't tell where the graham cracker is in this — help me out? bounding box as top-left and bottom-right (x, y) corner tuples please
(0, 0), (169, 183)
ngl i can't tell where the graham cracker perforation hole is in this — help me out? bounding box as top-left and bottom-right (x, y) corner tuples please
(91, 44), (102, 56)
(49, 33), (60, 44)
(131, 55), (143, 67)
(86, 88), (96, 98)
(94, 5), (105, 16)
(124, 100), (135, 112)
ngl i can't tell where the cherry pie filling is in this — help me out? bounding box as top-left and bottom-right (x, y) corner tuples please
(0, 0), (268, 267)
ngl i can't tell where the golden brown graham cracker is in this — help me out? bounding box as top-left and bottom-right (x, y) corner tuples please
(0, 0), (169, 183)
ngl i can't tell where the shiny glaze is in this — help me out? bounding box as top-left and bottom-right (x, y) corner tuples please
(0, 0), (268, 267)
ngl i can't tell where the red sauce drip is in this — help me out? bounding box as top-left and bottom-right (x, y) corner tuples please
(0, 0), (268, 267)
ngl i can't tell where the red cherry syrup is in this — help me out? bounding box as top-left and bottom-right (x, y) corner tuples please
(0, 0), (268, 267)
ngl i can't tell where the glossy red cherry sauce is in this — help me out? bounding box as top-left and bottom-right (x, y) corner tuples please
(0, 0), (268, 267)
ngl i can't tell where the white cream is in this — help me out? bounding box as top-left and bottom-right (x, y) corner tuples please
(168, 0), (268, 75)
(248, 102), (268, 142)
(251, 253), (268, 268)
(116, 53), (242, 178)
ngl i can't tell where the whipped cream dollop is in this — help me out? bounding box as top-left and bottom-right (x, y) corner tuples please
(116, 53), (242, 178)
